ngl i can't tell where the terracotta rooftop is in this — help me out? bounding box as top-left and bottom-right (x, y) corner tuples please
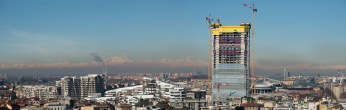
(241, 103), (262, 107)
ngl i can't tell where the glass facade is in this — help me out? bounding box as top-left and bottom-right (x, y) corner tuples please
(211, 24), (250, 103)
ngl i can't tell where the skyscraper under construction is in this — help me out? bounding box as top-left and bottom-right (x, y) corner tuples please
(210, 22), (251, 103)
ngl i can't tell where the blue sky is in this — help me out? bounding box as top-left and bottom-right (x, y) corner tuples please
(0, 0), (346, 73)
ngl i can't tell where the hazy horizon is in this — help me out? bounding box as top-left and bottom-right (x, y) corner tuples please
(1, 0), (346, 74)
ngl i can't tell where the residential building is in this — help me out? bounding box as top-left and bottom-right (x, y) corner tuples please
(16, 85), (57, 99)
(57, 74), (105, 99)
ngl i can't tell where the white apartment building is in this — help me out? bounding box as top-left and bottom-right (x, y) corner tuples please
(16, 85), (58, 99)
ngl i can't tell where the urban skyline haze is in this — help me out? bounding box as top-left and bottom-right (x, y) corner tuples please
(0, 0), (346, 74)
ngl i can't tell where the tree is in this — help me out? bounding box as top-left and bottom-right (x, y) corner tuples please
(156, 101), (174, 110)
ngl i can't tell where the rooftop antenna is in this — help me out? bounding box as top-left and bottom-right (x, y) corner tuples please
(244, 1), (258, 96)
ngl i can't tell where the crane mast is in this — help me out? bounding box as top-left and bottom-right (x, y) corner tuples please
(244, 2), (257, 96)
(206, 16), (213, 106)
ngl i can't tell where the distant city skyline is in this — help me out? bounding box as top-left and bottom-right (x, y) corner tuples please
(0, 0), (346, 73)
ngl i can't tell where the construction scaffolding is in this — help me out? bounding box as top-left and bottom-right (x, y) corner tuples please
(207, 20), (251, 105)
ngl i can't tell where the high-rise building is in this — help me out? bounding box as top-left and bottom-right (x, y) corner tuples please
(80, 74), (105, 98)
(210, 22), (251, 103)
(58, 76), (81, 99)
(283, 66), (288, 81)
(57, 74), (105, 99)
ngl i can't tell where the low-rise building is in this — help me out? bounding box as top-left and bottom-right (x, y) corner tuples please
(16, 85), (57, 99)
